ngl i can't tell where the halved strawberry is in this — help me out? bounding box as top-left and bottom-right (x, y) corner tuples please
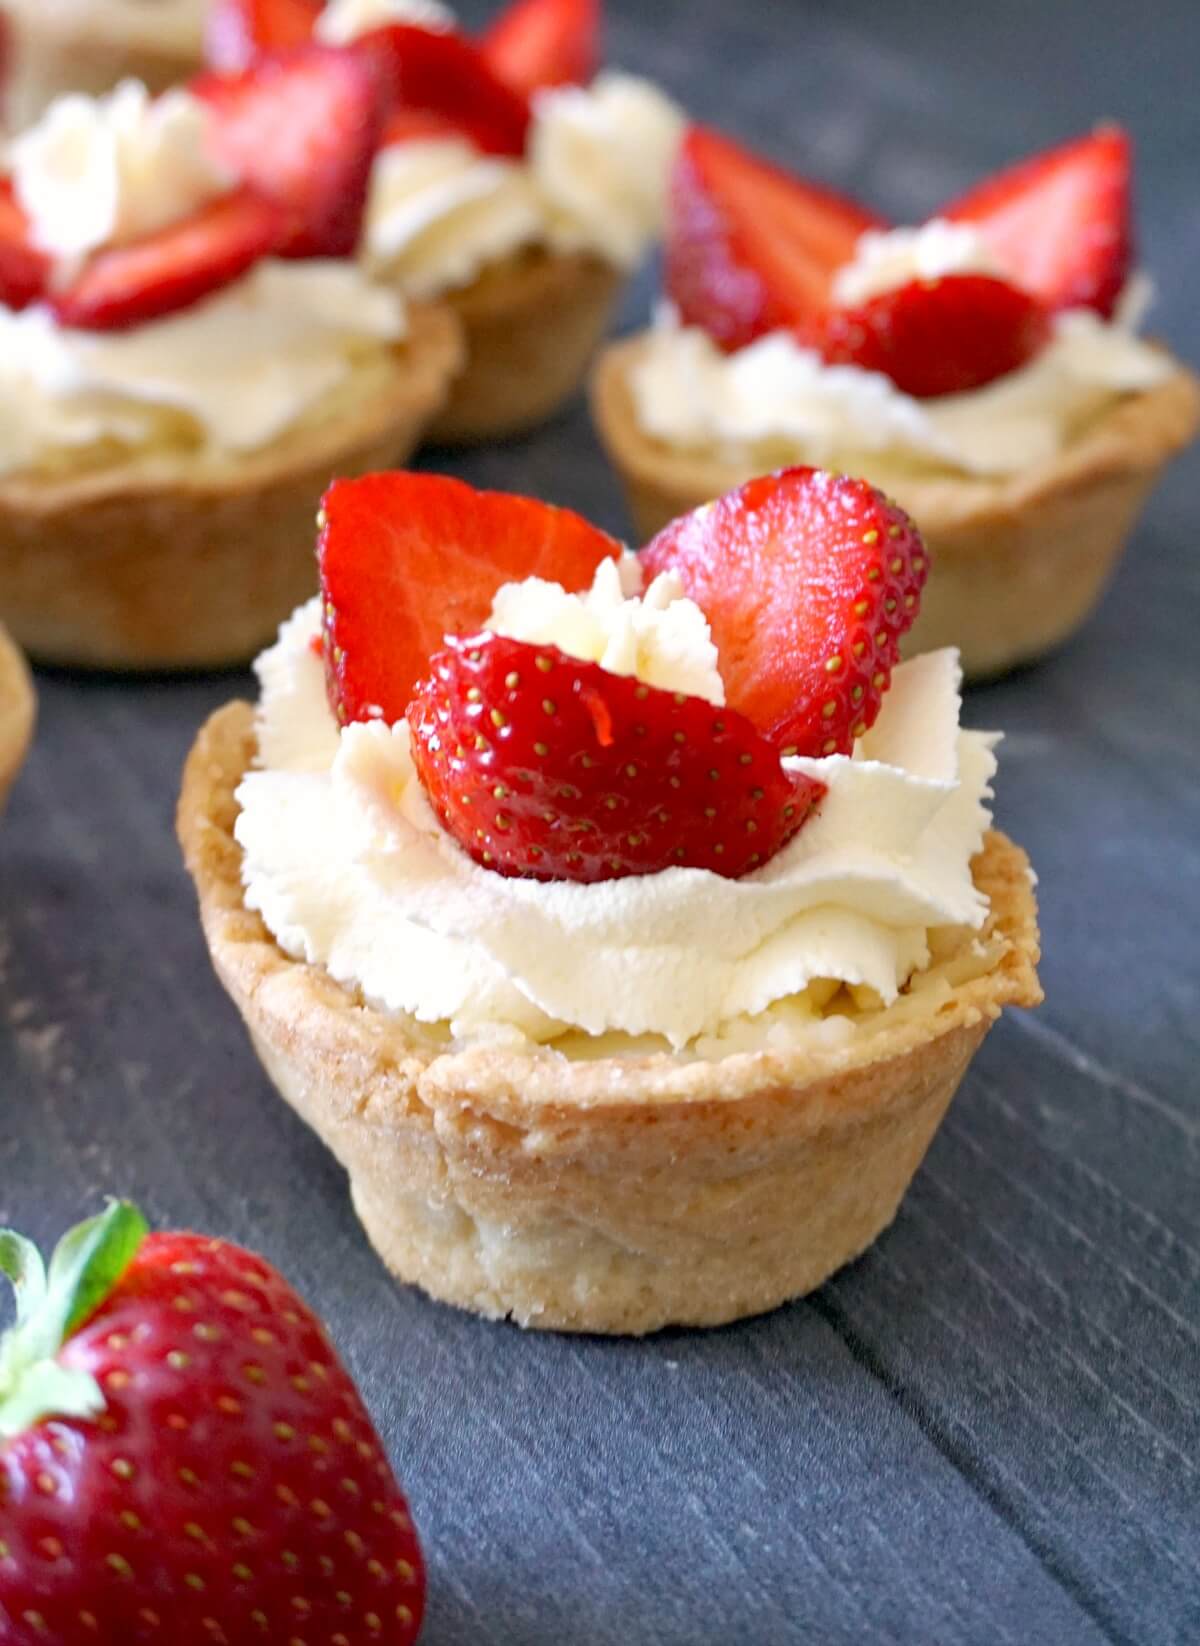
(810, 274), (1052, 399)
(0, 181), (51, 312)
(194, 46), (386, 258)
(382, 106), (473, 147)
(480, 0), (600, 98)
(641, 468), (927, 758)
(941, 125), (1132, 318)
(355, 25), (531, 157)
(318, 472), (622, 727)
(665, 126), (884, 352)
(203, 0), (321, 72)
(408, 631), (823, 882)
(49, 189), (283, 331)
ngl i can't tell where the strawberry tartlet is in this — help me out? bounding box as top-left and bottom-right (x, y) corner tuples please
(207, 0), (684, 443)
(0, 619), (34, 812)
(1, 0), (205, 134)
(592, 126), (1200, 678)
(179, 468), (1042, 1335)
(0, 54), (461, 668)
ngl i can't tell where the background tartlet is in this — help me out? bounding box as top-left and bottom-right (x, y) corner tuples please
(592, 340), (1200, 679)
(0, 619), (35, 810)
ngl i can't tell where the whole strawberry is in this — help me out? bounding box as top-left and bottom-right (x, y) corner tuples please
(0, 1203), (424, 1646)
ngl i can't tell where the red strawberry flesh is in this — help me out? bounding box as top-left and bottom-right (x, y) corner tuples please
(0, 1206), (424, 1646)
(941, 124), (1132, 318)
(810, 273), (1052, 398)
(641, 468), (928, 758)
(319, 471), (623, 728)
(203, 0), (321, 73)
(666, 125), (884, 352)
(193, 46), (386, 258)
(480, 0), (601, 98)
(408, 630), (823, 882)
(0, 181), (51, 312)
(48, 189), (283, 332)
(356, 24), (531, 157)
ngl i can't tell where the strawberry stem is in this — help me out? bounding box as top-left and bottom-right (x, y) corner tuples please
(0, 1200), (147, 1439)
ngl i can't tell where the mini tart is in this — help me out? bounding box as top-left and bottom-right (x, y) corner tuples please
(422, 247), (622, 446)
(0, 304), (462, 670)
(1, 0), (202, 133)
(179, 700), (1043, 1337)
(592, 336), (1200, 680)
(0, 621), (34, 812)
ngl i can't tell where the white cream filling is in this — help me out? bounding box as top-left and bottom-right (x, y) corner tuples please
(236, 582), (997, 1053)
(364, 73), (685, 293)
(0, 261), (407, 472)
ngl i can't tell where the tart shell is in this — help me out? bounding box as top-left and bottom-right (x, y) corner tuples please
(0, 622), (35, 813)
(424, 249), (622, 445)
(2, 0), (203, 133)
(0, 304), (463, 670)
(591, 335), (1200, 680)
(179, 699), (1043, 1337)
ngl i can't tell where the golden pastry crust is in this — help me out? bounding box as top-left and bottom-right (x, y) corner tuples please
(0, 304), (463, 670)
(424, 248), (622, 445)
(591, 335), (1200, 679)
(2, 0), (203, 132)
(0, 622), (35, 813)
(178, 699), (1042, 1336)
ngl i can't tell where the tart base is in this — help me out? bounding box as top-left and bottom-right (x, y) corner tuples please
(591, 336), (1200, 679)
(2, 1), (202, 133)
(0, 305), (462, 670)
(0, 623), (35, 814)
(424, 249), (622, 445)
(179, 701), (1042, 1336)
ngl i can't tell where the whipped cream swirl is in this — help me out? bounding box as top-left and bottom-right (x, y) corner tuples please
(236, 571), (997, 1053)
(365, 73), (685, 292)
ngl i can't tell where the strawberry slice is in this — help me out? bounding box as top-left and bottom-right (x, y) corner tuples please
(355, 25), (531, 157)
(408, 631), (823, 882)
(0, 180), (51, 312)
(666, 126), (884, 352)
(641, 468), (927, 758)
(318, 472), (622, 727)
(810, 274), (1052, 399)
(480, 0), (601, 98)
(49, 189), (283, 331)
(382, 105), (473, 147)
(941, 125), (1132, 318)
(194, 46), (386, 258)
(203, 0), (321, 72)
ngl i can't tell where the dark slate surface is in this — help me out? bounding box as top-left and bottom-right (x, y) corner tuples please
(2, 1), (1198, 1641)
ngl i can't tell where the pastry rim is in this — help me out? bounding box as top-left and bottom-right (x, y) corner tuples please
(591, 332), (1200, 544)
(0, 623), (35, 805)
(178, 700), (1043, 1118)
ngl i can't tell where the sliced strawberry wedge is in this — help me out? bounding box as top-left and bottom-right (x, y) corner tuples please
(355, 25), (531, 158)
(194, 46), (386, 257)
(0, 180), (51, 311)
(203, 0), (320, 72)
(480, 0), (601, 98)
(666, 126), (884, 352)
(642, 469), (927, 758)
(318, 472), (622, 727)
(941, 125), (1132, 318)
(382, 106), (473, 147)
(811, 274), (1052, 399)
(49, 189), (283, 331)
(408, 631), (823, 882)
